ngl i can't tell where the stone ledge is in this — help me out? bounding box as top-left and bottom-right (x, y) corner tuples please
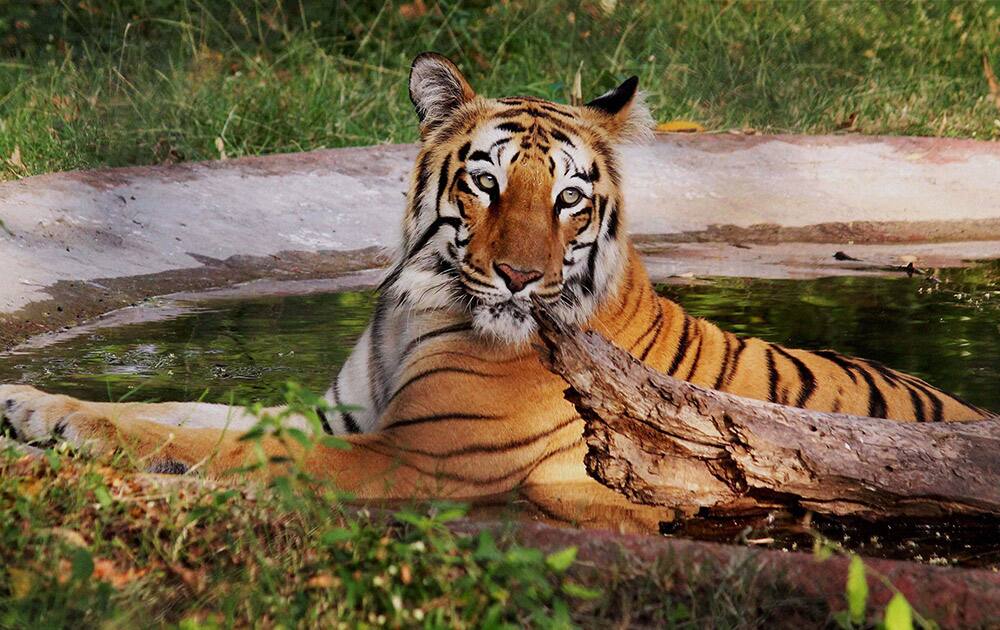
(1, 134), (998, 346)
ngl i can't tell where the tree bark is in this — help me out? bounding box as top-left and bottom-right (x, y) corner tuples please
(531, 302), (1000, 522)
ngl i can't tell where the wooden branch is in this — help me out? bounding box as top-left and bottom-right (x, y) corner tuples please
(531, 301), (1000, 521)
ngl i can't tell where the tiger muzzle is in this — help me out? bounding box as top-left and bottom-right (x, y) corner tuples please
(494, 263), (543, 293)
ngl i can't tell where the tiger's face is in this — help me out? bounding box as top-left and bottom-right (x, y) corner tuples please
(388, 53), (651, 344)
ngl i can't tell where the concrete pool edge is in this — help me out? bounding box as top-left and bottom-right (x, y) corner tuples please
(0, 247), (385, 350)
(2, 133), (1000, 349)
(4, 238), (999, 352)
(1, 270), (386, 354)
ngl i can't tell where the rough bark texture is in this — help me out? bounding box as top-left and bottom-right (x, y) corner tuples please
(532, 301), (1000, 521)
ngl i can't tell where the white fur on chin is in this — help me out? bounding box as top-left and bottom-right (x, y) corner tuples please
(471, 300), (538, 345)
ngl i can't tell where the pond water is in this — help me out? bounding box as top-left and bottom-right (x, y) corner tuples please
(1, 262), (997, 412)
(2, 261), (998, 566)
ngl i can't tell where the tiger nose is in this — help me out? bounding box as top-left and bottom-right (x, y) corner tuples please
(494, 263), (543, 294)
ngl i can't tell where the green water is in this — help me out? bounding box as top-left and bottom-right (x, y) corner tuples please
(0, 262), (997, 413)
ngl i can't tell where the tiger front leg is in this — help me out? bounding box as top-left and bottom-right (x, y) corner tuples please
(0, 385), (535, 502)
(0, 384), (371, 482)
(1, 385), (106, 449)
(0, 385), (226, 472)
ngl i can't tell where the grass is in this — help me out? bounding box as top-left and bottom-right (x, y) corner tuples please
(0, 2), (991, 626)
(1, 452), (592, 628)
(0, 385), (831, 628)
(0, 451), (834, 628)
(1, 0), (999, 180)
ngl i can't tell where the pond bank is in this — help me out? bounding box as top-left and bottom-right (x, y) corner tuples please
(2, 134), (1000, 349)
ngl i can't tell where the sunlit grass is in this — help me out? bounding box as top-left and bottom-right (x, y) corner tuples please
(1, 0), (999, 179)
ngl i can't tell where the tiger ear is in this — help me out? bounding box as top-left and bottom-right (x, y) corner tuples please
(409, 52), (476, 134)
(585, 75), (653, 142)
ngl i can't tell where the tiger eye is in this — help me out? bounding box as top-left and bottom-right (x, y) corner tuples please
(476, 173), (497, 191)
(559, 188), (582, 206)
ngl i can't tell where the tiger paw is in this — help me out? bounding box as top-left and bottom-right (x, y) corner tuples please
(0, 384), (109, 452)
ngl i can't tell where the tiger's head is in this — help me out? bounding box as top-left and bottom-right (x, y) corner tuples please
(385, 52), (652, 345)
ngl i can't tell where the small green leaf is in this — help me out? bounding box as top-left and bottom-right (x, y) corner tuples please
(320, 528), (354, 545)
(474, 531), (501, 561)
(884, 593), (914, 630)
(482, 604), (503, 627)
(393, 510), (430, 529)
(319, 435), (351, 450)
(433, 506), (468, 523)
(813, 538), (833, 561)
(799, 294), (839, 308)
(270, 476), (293, 498)
(562, 581), (601, 600)
(505, 547), (543, 565)
(846, 555), (869, 625)
(238, 426), (266, 442)
(832, 610), (853, 630)
(285, 427), (312, 449)
(44, 449), (61, 472)
(549, 599), (572, 628)
(545, 546), (577, 572)
(93, 485), (113, 507)
(213, 490), (238, 505)
(71, 548), (94, 582)
(669, 603), (692, 623)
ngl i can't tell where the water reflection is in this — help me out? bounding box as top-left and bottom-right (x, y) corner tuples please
(0, 262), (996, 411)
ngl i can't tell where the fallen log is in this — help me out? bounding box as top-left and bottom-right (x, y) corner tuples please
(531, 301), (1000, 525)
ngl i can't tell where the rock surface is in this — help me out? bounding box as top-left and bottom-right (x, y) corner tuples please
(2, 134), (999, 312)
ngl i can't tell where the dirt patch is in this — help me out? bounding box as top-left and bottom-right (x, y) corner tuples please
(633, 217), (1000, 246)
(653, 132), (1000, 164)
(0, 247), (388, 351)
(62, 144), (418, 190)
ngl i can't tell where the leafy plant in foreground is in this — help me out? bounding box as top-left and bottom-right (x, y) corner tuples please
(0, 383), (596, 628)
(814, 538), (935, 630)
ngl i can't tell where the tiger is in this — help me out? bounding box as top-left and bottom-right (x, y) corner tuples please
(0, 52), (990, 532)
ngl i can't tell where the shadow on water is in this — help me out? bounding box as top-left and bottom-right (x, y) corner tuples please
(1, 261), (997, 566)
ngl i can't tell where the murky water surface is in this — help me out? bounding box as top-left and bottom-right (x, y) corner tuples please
(1, 262), (998, 566)
(2, 262), (996, 411)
